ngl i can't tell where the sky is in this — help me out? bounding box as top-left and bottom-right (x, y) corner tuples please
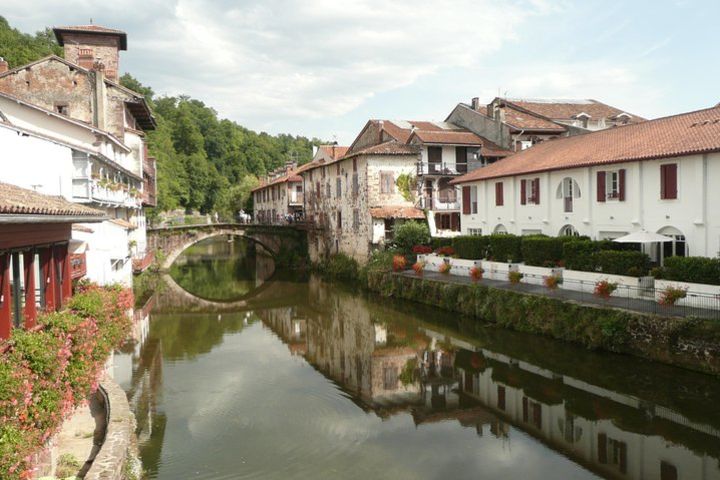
(2, 0), (719, 144)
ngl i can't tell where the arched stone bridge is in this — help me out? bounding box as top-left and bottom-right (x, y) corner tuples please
(147, 223), (308, 270)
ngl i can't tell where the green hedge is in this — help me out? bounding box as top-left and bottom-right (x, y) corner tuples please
(594, 250), (650, 276)
(563, 240), (598, 271)
(489, 234), (523, 262)
(452, 236), (489, 260)
(661, 257), (720, 285)
(393, 221), (430, 254)
(430, 237), (453, 250)
(521, 236), (565, 267)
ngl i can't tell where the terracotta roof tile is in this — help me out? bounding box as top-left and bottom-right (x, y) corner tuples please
(54, 24), (126, 34)
(344, 141), (419, 158)
(452, 105), (720, 184)
(508, 98), (646, 123)
(0, 182), (105, 218)
(317, 145), (349, 160)
(369, 206), (426, 220)
(501, 105), (566, 132)
(409, 130), (512, 157)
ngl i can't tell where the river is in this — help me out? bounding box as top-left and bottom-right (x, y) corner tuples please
(114, 236), (720, 480)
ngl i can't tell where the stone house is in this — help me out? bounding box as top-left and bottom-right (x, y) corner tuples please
(452, 104), (720, 260)
(446, 97), (645, 153)
(301, 141), (422, 264)
(0, 24), (156, 276)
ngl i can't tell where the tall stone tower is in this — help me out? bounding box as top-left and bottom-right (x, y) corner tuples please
(53, 25), (127, 81)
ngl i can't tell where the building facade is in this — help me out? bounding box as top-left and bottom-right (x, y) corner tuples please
(0, 24), (156, 285)
(452, 105), (720, 260)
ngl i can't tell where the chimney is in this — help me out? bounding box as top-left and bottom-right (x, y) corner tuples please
(471, 97), (479, 110)
(0, 57), (8, 74)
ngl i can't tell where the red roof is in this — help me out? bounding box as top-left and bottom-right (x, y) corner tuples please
(345, 141), (419, 158)
(0, 182), (105, 218)
(501, 105), (566, 132)
(53, 25), (128, 49)
(508, 98), (645, 123)
(452, 105), (720, 184)
(408, 130), (512, 157)
(369, 206), (425, 220)
(317, 145), (349, 160)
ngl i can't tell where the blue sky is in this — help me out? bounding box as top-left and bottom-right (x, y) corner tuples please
(2, 0), (718, 144)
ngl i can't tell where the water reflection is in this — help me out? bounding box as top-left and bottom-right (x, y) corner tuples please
(119, 237), (720, 480)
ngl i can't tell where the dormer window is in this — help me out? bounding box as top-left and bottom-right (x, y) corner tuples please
(54, 103), (69, 116)
(615, 112), (632, 125)
(575, 112), (591, 129)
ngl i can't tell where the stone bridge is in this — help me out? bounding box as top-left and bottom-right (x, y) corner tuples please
(147, 223), (308, 270)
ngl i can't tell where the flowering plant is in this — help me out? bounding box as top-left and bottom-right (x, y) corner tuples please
(508, 271), (523, 284)
(438, 262), (452, 274)
(594, 280), (618, 299)
(411, 245), (433, 254)
(435, 246), (455, 257)
(469, 266), (484, 281)
(659, 286), (688, 306)
(393, 255), (408, 272)
(412, 261), (426, 275)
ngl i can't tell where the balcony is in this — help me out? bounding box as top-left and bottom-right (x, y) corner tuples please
(417, 160), (487, 177)
(72, 178), (141, 208)
(420, 195), (460, 211)
(289, 192), (304, 206)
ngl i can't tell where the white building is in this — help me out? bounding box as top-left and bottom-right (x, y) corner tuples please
(0, 90), (144, 286)
(452, 105), (720, 261)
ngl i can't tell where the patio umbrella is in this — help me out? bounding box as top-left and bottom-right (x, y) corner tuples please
(612, 230), (673, 243)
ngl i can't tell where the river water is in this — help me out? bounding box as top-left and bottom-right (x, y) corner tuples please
(115, 237), (720, 480)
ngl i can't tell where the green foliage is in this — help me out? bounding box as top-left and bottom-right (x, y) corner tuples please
(429, 237), (453, 250)
(659, 256), (720, 285)
(488, 234), (522, 262)
(318, 254), (360, 282)
(521, 236), (566, 267)
(563, 240), (598, 271)
(452, 236), (489, 260)
(399, 358), (417, 386)
(393, 221), (430, 254)
(0, 17), (62, 68)
(594, 250), (650, 276)
(395, 173), (416, 202)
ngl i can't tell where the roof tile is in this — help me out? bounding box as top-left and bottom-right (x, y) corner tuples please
(0, 182), (105, 217)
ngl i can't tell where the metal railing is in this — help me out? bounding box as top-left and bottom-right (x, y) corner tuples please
(417, 161), (469, 176)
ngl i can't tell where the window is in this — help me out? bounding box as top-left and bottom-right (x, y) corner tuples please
(470, 186), (478, 214)
(520, 178), (540, 205)
(380, 172), (394, 194)
(438, 178), (456, 203)
(352, 173), (359, 196)
(660, 163), (678, 199)
(660, 461), (678, 480)
(353, 158), (357, 172)
(495, 182), (504, 206)
(336, 210), (342, 230)
(384, 219), (395, 240)
(322, 166), (326, 179)
(383, 366), (398, 390)
(336, 163), (340, 175)
(326, 182), (331, 198)
(336, 177), (342, 198)
(607, 171), (619, 199)
(468, 228), (482, 236)
(497, 385), (506, 410)
(597, 170), (625, 202)
(353, 209), (359, 231)
(455, 147), (468, 173)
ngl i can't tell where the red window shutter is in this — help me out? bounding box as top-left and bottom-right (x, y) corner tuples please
(533, 178), (540, 204)
(496, 182), (504, 206)
(462, 186), (471, 214)
(520, 179), (527, 205)
(598, 433), (608, 463)
(597, 171), (606, 202)
(662, 164), (677, 199)
(618, 169), (626, 201)
(0, 253), (11, 339)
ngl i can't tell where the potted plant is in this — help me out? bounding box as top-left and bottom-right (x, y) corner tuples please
(469, 266), (484, 282)
(413, 261), (426, 276)
(393, 255), (408, 272)
(438, 262), (452, 274)
(435, 246), (455, 257)
(543, 274), (562, 290)
(508, 271), (523, 284)
(594, 280), (618, 299)
(659, 286), (688, 306)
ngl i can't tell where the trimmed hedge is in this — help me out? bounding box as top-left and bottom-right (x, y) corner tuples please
(563, 240), (598, 271)
(521, 236), (565, 267)
(430, 237), (453, 250)
(452, 235), (489, 260)
(661, 257), (720, 285)
(594, 250), (650, 276)
(489, 234), (523, 262)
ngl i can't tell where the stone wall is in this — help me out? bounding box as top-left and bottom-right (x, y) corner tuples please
(61, 32), (122, 82)
(368, 272), (720, 376)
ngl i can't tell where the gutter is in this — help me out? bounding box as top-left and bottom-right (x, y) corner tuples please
(0, 214), (108, 224)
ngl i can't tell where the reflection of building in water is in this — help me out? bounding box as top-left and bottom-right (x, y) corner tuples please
(254, 246), (276, 287)
(423, 330), (720, 480)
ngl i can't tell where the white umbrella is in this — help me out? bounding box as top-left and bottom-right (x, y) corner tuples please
(612, 230), (673, 243)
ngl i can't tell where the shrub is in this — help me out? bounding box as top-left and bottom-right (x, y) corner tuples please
(435, 246), (455, 257)
(469, 266), (483, 281)
(412, 245), (433, 255)
(594, 250), (650, 276)
(659, 286), (688, 306)
(320, 253), (359, 282)
(430, 237), (453, 250)
(594, 280), (618, 299)
(662, 256), (720, 285)
(412, 261), (426, 275)
(393, 255), (408, 272)
(563, 240), (598, 271)
(393, 221), (430, 254)
(521, 236), (565, 267)
(453, 235), (489, 260)
(488, 234), (522, 263)
(438, 262), (452, 274)
(508, 271), (523, 284)
(543, 275), (562, 289)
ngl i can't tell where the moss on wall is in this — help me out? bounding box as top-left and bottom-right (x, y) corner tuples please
(367, 272), (720, 375)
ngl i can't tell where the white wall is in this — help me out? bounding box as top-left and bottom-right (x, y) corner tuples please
(460, 152), (720, 257)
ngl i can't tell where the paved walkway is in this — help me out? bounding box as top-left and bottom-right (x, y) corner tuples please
(398, 271), (720, 320)
(54, 392), (105, 478)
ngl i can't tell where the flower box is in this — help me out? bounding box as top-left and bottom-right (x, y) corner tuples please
(560, 270), (654, 299)
(654, 279), (720, 310)
(480, 261), (519, 281)
(517, 264), (564, 286)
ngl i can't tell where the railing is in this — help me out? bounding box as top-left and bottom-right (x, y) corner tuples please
(417, 161), (469, 176)
(422, 196), (460, 211)
(70, 253), (87, 280)
(72, 178), (140, 207)
(132, 251), (155, 274)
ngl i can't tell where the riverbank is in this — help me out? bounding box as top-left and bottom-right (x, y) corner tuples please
(364, 269), (720, 376)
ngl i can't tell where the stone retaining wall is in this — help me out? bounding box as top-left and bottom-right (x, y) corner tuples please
(84, 378), (134, 480)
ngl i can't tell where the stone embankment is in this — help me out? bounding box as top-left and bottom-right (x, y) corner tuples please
(367, 271), (720, 376)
